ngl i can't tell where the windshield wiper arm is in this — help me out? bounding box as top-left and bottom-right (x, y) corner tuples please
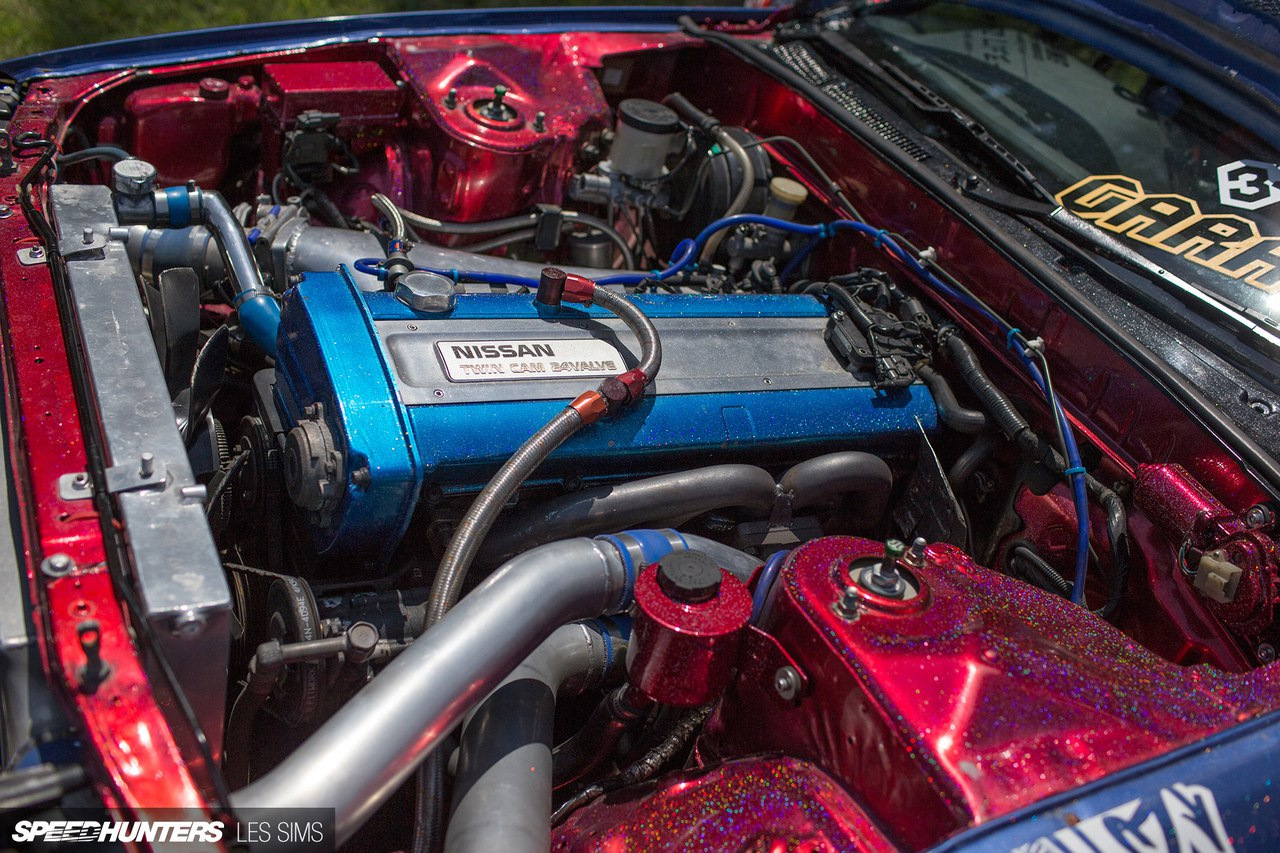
(810, 28), (1057, 204)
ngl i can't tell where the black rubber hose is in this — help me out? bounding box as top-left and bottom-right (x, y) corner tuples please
(777, 452), (893, 523)
(463, 228), (538, 254)
(424, 289), (661, 629)
(1010, 544), (1075, 598)
(552, 685), (650, 790)
(223, 642), (286, 788)
(1087, 481), (1130, 619)
(662, 92), (721, 134)
(308, 187), (349, 229)
(821, 283), (879, 338)
(943, 333), (1039, 455)
(476, 465), (778, 566)
(917, 365), (989, 434)
(56, 145), (131, 166)
(400, 209), (540, 235)
(947, 433), (997, 489)
(943, 332), (1134, 616)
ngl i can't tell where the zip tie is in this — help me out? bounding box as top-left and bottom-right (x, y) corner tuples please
(873, 228), (888, 247)
(1063, 465), (1087, 478)
(1005, 327), (1023, 350)
(447, 268), (460, 282)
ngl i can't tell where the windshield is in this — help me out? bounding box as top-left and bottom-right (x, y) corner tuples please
(856, 2), (1280, 327)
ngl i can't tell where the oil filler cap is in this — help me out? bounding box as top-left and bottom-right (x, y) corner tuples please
(395, 270), (456, 314)
(656, 551), (722, 603)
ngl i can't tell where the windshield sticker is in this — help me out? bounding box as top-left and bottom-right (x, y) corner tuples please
(1217, 160), (1280, 211)
(1057, 174), (1280, 293)
(1011, 782), (1235, 853)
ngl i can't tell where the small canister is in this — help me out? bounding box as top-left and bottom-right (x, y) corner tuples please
(627, 550), (753, 706)
(609, 99), (682, 181)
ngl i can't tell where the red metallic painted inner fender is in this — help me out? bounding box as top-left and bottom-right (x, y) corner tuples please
(552, 756), (899, 853)
(705, 536), (1280, 848)
(1, 74), (214, 810)
(387, 35), (612, 221)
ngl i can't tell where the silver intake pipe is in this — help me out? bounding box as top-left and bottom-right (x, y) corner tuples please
(231, 538), (631, 844)
(286, 223), (616, 290)
(446, 620), (628, 853)
(478, 465), (778, 566)
(120, 221), (619, 293)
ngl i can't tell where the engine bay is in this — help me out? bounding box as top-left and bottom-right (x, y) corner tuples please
(9, 19), (1280, 851)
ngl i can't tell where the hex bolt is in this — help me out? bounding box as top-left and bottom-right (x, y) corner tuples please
(1259, 643), (1277, 663)
(29, 246), (44, 259)
(533, 110), (546, 132)
(905, 536), (928, 567)
(444, 87), (458, 110)
(0, 203), (12, 218)
(774, 666), (802, 702)
(41, 553), (75, 577)
(139, 452), (156, 479)
(170, 609), (207, 639)
(832, 584), (861, 619)
(1245, 504), (1276, 531)
(81, 227), (94, 244)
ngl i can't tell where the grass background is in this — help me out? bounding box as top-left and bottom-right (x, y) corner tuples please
(0, 0), (688, 60)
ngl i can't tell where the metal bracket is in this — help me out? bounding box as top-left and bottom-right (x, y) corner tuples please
(103, 453), (166, 495)
(741, 625), (810, 705)
(16, 247), (47, 266)
(59, 229), (108, 258)
(57, 472), (94, 501)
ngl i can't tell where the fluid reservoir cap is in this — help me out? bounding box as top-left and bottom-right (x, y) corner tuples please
(112, 159), (157, 197)
(198, 77), (230, 100)
(769, 177), (808, 207)
(396, 270), (456, 313)
(656, 551), (722, 603)
(618, 99), (680, 136)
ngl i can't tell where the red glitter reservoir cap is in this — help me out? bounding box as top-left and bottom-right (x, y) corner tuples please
(627, 551), (753, 706)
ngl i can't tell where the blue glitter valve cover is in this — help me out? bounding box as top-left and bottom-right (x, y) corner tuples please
(274, 267), (938, 561)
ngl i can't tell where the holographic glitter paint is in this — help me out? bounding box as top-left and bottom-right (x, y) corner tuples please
(551, 756), (898, 852)
(700, 536), (1280, 850)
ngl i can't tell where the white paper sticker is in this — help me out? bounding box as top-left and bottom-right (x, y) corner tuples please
(435, 338), (625, 382)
